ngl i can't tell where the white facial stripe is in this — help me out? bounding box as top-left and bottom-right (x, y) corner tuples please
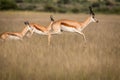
(91, 16), (97, 22)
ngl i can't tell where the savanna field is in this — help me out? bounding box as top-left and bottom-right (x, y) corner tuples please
(0, 11), (120, 80)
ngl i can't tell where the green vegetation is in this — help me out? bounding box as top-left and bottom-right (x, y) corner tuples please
(0, 0), (17, 10)
(0, 0), (120, 13)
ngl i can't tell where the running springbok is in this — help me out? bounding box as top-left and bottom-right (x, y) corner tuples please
(50, 6), (99, 42)
(24, 15), (54, 45)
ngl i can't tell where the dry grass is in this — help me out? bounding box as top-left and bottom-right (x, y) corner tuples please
(0, 11), (120, 80)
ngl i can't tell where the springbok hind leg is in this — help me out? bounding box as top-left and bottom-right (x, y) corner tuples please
(76, 31), (87, 42)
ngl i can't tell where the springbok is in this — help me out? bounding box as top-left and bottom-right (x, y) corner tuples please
(50, 6), (98, 42)
(24, 15), (54, 45)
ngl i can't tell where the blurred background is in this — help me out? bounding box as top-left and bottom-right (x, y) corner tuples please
(0, 0), (120, 14)
(0, 0), (120, 80)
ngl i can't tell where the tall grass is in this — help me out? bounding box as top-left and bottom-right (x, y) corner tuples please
(0, 11), (120, 80)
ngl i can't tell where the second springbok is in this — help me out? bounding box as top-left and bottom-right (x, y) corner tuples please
(24, 15), (54, 45)
(50, 6), (99, 42)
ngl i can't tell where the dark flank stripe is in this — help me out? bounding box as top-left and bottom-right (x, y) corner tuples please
(61, 22), (76, 28)
(33, 24), (46, 32)
(8, 33), (18, 36)
(35, 26), (44, 32)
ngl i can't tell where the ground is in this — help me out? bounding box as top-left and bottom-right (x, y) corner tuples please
(0, 11), (120, 80)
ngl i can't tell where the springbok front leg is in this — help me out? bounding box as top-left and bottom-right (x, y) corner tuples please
(47, 32), (51, 46)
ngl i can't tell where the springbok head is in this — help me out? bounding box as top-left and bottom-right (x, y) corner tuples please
(24, 21), (29, 25)
(24, 21), (33, 30)
(89, 6), (99, 23)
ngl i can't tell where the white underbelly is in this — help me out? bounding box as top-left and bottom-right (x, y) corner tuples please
(61, 25), (76, 32)
(8, 36), (20, 40)
(34, 29), (47, 35)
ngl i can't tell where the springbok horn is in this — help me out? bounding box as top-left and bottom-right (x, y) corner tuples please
(89, 6), (95, 16)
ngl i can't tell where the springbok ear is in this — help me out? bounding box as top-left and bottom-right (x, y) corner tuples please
(50, 15), (54, 21)
(89, 6), (95, 16)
